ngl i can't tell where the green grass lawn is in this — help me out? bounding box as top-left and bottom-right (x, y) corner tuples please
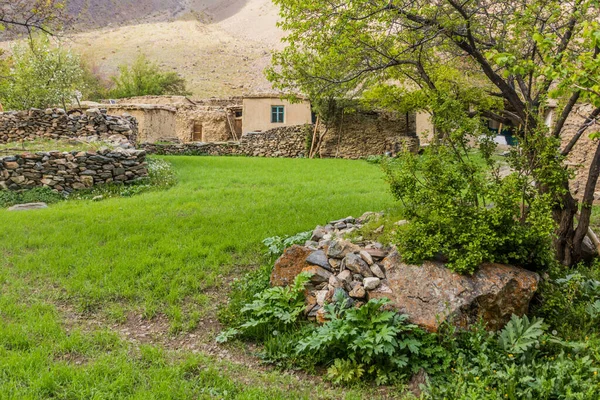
(0, 156), (399, 399)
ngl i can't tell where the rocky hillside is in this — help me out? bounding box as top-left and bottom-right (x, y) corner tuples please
(2, 0), (284, 99)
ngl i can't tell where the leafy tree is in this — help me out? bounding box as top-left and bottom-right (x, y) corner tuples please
(268, 0), (600, 266)
(109, 55), (191, 99)
(2, 35), (84, 110)
(0, 0), (67, 35)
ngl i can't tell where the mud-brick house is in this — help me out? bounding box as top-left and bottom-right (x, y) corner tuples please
(241, 94), (313, 134)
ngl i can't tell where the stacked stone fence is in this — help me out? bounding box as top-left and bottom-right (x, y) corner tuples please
(0, 149), (148, 192)
(0, 108), (138, 145)
(142, 125), (308, 158)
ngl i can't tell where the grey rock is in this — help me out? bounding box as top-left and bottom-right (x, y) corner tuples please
(344, 253), (374, 277)
(327, 240), (361, 259)
(306, 250), (332, 271)
(359, 250), (374, 265)
(363, 277), (381, 290)
(8, 202), (48, 211)
(370, 263), (386, 279)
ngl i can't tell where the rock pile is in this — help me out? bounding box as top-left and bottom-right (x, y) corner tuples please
(0, 148), (148, 192)
(270, 213), (392, 323)
(0, 108), (138, 145)
(271, 213), (541, 331)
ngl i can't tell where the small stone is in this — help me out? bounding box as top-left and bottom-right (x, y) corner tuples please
(7, 202), (48, 211)
(306, 250), (332, 271)
(334, 222), (347, 230)
(316, 307), (328, 324)
(337, 270), (353, 284)
(328, 257), (340, 270)
(395, 219), (409, 227)
(373, 225), (385, 234)
(329, 275), (343, 288)
(326, 240), (361, 259)
(363, 277), (381, 290)
(302, 265), (333, 283)
(92, 195), (104, 202)
(359, 250), (374, 265)
(349, 284), (366, 299)
(364, 248), (388, 259)
(311, 226), (327, 241)
(370, 263), (386, 279)
(315, 290), (329, 306)
(344, 253), (374, 277)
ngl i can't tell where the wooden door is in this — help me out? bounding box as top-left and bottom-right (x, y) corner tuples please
(193, 123), (203, 142)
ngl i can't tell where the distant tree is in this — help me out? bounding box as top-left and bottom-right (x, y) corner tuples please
(0, 0), (68, 35)
(2, 35), (84, 110)
(109, 55), (191, 99)
(268, 0), (600, 266)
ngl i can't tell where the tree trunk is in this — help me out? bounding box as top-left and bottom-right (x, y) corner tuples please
(572, 140), (600, 260)
(554, 140), (600, 265)
(553, 188), (578, 266)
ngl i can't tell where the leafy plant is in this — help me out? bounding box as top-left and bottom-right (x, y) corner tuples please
(296, 298), (439, 385)
(217, 272), (311, 342)
(262, 230), (312, 257)
(382, 147), (556, 273)
(498, 315), (545, 355)
(0, 186), (65, 208)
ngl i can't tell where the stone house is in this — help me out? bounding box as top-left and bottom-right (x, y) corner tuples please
(241, 94), (313, 134)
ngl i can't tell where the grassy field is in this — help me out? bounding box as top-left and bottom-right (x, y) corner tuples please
(0, 156), (399, 399)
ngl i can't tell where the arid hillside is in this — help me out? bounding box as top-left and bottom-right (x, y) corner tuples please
(2, 0), (284, 98)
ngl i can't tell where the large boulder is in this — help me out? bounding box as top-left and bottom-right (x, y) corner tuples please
(369, 251), (540, 332)
(270, 245), (312, 286)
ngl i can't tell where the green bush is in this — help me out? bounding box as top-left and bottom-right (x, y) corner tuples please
(296, 296), (448, 385)
(109, 54), (191, 99)
(382, 147), (556, 274)
(428, 316), (600, 399)
(216, 272), (311, 342)
(533, 264), (600, 338)
(0, 186), (65, 208)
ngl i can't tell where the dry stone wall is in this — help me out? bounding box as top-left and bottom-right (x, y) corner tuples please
(0, 149), (148, 192)
(142, 125), (308, 158)
(320, 111), (419, 158)
(562, 103), (600, 201)
(0, 108), (138, 144)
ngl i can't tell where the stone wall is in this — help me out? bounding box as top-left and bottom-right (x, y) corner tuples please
(0, 108), (138, 144)
(320, 111), (419, 159)
(0, 148), (148, 192)
(142, 125), (308, 158)
(561, 103), (600, 201)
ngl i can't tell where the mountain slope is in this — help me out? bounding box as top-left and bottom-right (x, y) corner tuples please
(2, 0), (284, 99)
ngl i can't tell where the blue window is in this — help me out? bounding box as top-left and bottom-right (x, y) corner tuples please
(271, 106), (284, 123)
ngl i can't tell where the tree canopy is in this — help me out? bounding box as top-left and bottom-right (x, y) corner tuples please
(268, 0), (600, 266)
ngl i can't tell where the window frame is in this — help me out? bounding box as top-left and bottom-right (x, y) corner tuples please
(271, 105), (285, 123)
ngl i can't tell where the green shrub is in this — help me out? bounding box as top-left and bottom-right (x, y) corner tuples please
(296, 297), (447, 386)
(427, 316), (600, 399)
(216, 272), (311, 342)
(109, 54), (191, 99)
(533, 264), (600, 337)
(382, 147), (556, 274)
(0, 186), (65, 208)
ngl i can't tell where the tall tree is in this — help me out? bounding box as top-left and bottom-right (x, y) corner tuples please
(268, 0), (600, 266)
